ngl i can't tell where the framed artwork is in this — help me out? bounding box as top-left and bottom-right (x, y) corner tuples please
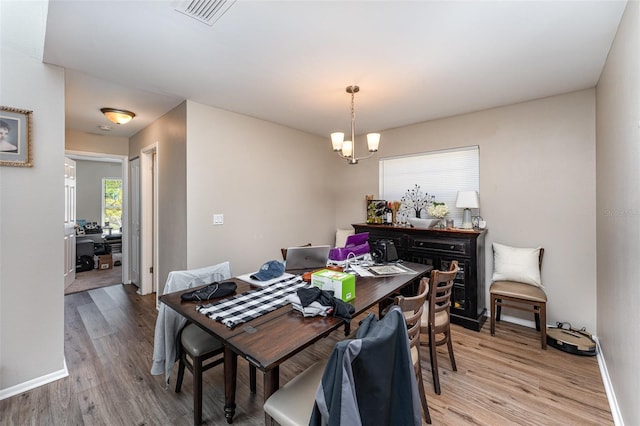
(0, 106), (33, 167)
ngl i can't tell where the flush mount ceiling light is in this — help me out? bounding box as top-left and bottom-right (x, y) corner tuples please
(100, 108), (136, 125)
(330, 85), (380, 165)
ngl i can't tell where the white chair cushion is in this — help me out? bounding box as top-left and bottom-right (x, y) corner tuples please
(492, 242), (542, 287)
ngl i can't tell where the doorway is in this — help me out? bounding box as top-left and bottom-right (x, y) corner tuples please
(64, 150), (129, 293)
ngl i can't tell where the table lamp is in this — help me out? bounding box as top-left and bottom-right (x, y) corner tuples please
(456, 191), (479, 229)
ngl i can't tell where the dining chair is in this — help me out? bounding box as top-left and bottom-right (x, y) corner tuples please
(150, 261), (256, 426)
(264, 306), (422, 426)
(394, 277), (432, 424)
(420, 260), (458, 395)
(490, 243), (547, 349)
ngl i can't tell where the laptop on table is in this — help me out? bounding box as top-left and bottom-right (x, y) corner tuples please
(285, 245), (331, 271)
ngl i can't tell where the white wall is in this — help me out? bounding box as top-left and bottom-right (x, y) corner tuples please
(186, 101), (336, 276)
(334, 90), (598, 333)
(596, 1), (640, 424)
(76, 160), (123, 225)
(0, 47), (66, 392)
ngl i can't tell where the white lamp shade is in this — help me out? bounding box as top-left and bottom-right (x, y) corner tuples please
(456, 190), (479, 209)
(341, 140), (353, 157)
(367, 133), (380, 152)
(331, 132), (344, 151)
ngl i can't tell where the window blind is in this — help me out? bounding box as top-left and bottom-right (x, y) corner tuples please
(379, 146), (479, 225)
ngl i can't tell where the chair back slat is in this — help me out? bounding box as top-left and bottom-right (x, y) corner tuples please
(429, 261), (458, 321)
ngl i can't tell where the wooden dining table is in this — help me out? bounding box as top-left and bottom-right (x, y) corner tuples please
(159, 261), (431, 424)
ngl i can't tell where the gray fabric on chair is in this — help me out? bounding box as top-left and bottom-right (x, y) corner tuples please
(180, 324), (223, 356)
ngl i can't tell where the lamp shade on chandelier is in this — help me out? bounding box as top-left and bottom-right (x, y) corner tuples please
(331, 85), (380, 164)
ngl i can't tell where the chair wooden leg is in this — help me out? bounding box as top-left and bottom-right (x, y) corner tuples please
(249, 364), (257, 394)
(540, 302), (547, 350)
(446, 332), (457, 372)
(429, 328), (441, 395)
(534, 309), (541, 331)
(496, 298), (502, 321)
(490, 294), (496, 336)
(193, 355), (203, 426)
(175, 354), (186, 393)
(415, 363), (431, 424)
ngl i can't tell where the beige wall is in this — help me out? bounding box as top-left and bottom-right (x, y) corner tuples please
(0, 47), (66, 391)
(596, 1), (640, 424)
(335, 90), (598, 333)
(66, 128), (129, 155)
(76, 160), (123, 225)
(129, 102), (188, 294)
(186, 101), (336, 276)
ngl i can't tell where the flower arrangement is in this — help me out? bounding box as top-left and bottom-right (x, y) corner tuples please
(427, 202), (449, 219)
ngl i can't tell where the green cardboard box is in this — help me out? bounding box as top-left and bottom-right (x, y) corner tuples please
(311, 269), (356, 302)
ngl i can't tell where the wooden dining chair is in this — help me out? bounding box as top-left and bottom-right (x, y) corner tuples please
(394, 277), (432, 424)
(490, 245), (547, 349)
(420, 260), (458, 395)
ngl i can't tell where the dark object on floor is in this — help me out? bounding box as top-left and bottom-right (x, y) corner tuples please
(114, 260), (122, 266)
(547, 322), (596, 356)
(181, 281), (237, 302)
(76, 255), (94, 272)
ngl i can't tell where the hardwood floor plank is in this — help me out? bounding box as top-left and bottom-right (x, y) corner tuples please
(0, 284), (613, 425)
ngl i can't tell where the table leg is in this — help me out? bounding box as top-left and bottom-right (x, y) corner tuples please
(263, 366), (279, 425)
(224, 346), (237, 424)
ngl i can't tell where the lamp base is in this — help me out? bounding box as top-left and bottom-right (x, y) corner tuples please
(461, 208), (473, 229)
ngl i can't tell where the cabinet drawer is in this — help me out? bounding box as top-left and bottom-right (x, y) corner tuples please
(409, 237), (469, 255)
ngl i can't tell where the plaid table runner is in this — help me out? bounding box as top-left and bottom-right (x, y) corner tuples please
(196, 275), (308, 328)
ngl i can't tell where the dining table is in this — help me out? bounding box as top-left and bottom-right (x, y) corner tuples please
(159, 261), (431, 424)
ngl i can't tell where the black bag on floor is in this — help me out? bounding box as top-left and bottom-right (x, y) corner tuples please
(76, 255), (94, 272)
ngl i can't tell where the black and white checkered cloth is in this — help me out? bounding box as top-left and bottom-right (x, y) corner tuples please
(196, 275), (308, 328)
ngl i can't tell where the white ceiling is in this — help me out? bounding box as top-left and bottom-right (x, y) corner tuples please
(41, 0), (627, 139)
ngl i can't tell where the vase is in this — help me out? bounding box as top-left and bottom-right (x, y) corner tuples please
(436, 218), (446, 229)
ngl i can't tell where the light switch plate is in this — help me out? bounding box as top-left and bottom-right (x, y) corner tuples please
(213, 214), (224, 225)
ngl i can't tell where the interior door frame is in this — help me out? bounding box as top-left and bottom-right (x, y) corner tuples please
(65, 150), (130, 285)
(140, 142), (159, 298)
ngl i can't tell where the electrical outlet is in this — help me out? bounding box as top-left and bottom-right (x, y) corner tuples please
(213, 214), (224, 225)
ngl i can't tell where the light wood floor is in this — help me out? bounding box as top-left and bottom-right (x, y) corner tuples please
(1, 284), (612, 425)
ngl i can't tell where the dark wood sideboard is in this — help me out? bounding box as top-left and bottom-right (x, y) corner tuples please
(353, 223), (487, 331)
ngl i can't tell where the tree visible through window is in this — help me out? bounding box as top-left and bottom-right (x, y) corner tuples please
(102, 178), (123, 230)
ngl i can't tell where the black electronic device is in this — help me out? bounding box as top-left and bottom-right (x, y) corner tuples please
(371, 239), (399, 263)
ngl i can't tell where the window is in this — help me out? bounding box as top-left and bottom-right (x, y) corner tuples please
(102, 178), (123, 229)
(379, 146), (479, 225)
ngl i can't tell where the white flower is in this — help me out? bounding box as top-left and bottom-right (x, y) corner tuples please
(427, 203), (448, 219)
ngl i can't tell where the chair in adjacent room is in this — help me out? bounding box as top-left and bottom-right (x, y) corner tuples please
(394, 277), (432, 424)
(490, 243), (547, 349)
(420, 260), (459, 395)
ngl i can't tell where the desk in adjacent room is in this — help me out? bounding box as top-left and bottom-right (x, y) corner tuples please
(159, 261), (431, 424)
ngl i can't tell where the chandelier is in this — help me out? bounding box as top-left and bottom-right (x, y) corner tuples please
(330, 85), (380, 165)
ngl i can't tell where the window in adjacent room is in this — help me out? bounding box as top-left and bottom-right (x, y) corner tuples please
(102, 178), (123, 230)
(379, 145), (479, 225)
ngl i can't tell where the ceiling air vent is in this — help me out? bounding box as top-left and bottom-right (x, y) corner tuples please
(175, 0), (236, 26)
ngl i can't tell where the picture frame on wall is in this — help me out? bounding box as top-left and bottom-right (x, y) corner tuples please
(1, 106), (33, 167)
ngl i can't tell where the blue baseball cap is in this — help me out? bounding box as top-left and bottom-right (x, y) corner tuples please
(250, 260), (285, 281)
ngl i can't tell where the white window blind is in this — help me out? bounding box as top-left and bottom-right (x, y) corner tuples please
(379, 146), (479, 226)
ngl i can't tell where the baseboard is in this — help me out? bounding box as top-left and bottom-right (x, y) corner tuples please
(0, 358), (69, 401)
(594, 337), (624, 425)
